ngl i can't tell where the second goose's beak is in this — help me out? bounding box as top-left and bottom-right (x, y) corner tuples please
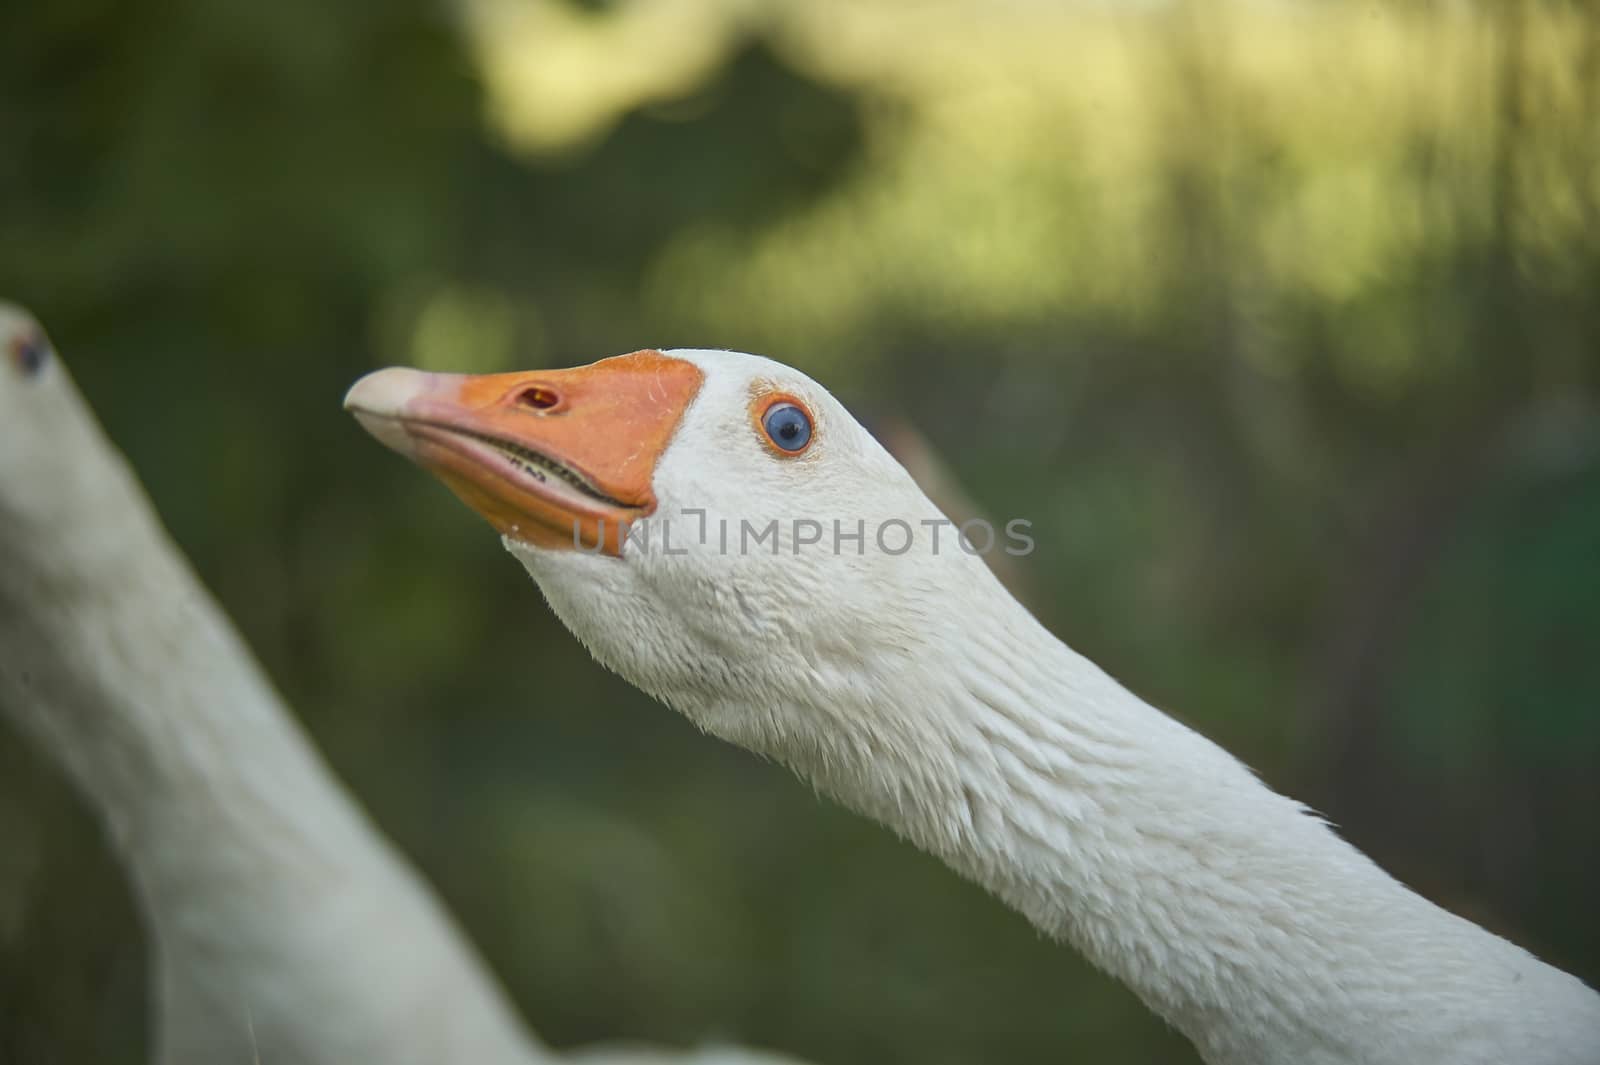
(345, 351), (702, 555)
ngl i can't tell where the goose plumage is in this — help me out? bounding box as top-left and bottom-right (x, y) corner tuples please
(348, 348), (1600, 1065)
(0, 306), (805, 1065)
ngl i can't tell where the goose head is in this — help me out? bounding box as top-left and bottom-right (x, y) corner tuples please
(0, 304), (96, 552)
(0, 303), (158, 612)
(346, 349), (1020, 780)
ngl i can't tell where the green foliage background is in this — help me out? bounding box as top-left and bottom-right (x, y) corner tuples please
(1, 1), (1597, 1062)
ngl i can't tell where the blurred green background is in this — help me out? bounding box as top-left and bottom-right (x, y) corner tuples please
(2, 0), (1598, 1062)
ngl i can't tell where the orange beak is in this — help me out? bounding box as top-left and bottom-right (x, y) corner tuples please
(344, 350), (703, 555)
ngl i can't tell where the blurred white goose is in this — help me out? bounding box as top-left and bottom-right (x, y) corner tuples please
(0, 306), (804, 1065)
(0, 305), (547, 1063)
(348, 349), (1600, 1065)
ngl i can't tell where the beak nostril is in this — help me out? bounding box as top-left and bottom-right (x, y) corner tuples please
(516, 386), (561, 411)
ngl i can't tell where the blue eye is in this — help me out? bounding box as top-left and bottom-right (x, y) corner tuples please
(761, 401), (812, 453)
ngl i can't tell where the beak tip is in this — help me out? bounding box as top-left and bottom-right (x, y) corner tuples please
(346, 367), (433, 457)
(345, 367), (428, 416)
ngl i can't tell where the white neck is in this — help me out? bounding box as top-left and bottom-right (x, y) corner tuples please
(747, 562), (1600, 1065)
(0, 419), (543, 1065)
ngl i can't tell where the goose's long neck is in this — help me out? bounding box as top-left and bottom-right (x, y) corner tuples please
(6, 497), (338, 857)
(0, 418), (542, 1064)
(782, 566), (1600, 1065)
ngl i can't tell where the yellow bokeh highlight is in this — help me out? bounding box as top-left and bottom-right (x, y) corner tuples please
(464, 0), (1598, 387)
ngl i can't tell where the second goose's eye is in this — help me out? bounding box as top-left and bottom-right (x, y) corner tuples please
(761, 401), (812, 454)
(10, 333), (49, 377)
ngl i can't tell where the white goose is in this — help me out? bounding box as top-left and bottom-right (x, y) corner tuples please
(348, 348), (1600, 1065)
(0, 306), (803, 1065)
(0, 306), (548, 1062)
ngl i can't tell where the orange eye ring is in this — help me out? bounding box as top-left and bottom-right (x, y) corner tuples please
(751, 392), (816, 457)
